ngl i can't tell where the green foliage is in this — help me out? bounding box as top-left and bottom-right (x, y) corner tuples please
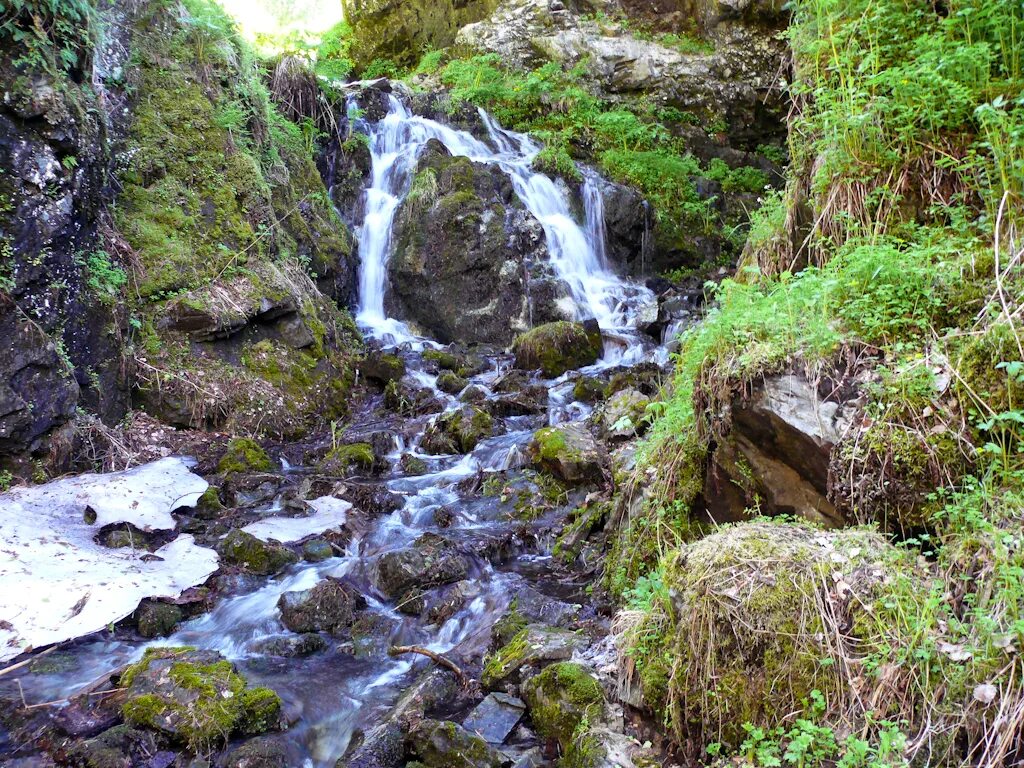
(1, 0), (94, 74)
(315, 20), (354, 80)
(79, 250), (127, 305)
(704, 158), (770, 193)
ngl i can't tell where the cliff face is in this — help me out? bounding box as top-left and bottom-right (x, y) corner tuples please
(0, 0), (362, 474)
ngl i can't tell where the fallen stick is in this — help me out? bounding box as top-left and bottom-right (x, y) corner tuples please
(0, 645), (58, 679)
(388, 644), (470, 687)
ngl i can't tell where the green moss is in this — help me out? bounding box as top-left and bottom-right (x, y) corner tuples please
(512, 321), (602, 378)
(321, 442), (376, 473)
(422, 349), (462, 370)
(236, 687), (283, 735)
(217, 529), (298, 575)
(481, 628), (531, 688)
(523, 662), (604, 745)
(218, 438), (272, 475)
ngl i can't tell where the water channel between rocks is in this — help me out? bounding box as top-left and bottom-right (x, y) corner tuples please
(3, 88), (672, 768)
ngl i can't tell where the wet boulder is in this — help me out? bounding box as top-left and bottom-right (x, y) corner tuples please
(135, 601), (183, 639)
(481, 624), (587, 689)
(420, 406), (494, 455)
(277, 578), (362, 635)
(217, 529), (299, 575)
(251, 633), (327, 658)
(512, 320), (603, 378)
(528, 424), (606, 485)
(119, 648), (282, 751)
(406, 719), (505, 768)
(387, 141), (546, 345)
(65, 725), (160, 768)
(361, 350), (406, 388)
(372, 532), (471, 601)
(461, 692), (526, 745)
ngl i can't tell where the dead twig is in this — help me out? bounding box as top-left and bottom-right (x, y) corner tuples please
(387, 645), (470, 688)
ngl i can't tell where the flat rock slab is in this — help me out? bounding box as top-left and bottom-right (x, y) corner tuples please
(0, 457), (216, 662)
(463, 692), (526, 744)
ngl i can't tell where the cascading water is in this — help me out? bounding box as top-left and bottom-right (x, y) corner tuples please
(352, 94), (654, 341)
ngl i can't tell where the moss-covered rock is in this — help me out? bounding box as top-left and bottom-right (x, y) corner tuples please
(277, 578), (360, 635)
(361, 350), (406, 387)
(135, 601), (183, 639)
(387, 142), (552, 344)
(421, 406), (494, 455)
(437, 371), (469, 395)
(400, 453), (429, 476)
(596, 388), (650, 443)
(218, 438), (272, 475)
(120, 648), (281, 752)
(406, 718), (504, 768)
(217, 529), (298, 575)
(119, 1), (361, 441)
(342, 0), (500, 72)
(302, 538), (335, 562)
(372, 532), (470, 602)
(481, 624), (586, 689)
(615, 522), (931, 750)
(65, 724), (160, 768)
(573, 376), (607, 404)
(522, 662), (605, 747)
(223, 736), (287, 768)
(512, 320), (603, 378)
(318, 442), (378, 475)
(529, 424), (606, 484)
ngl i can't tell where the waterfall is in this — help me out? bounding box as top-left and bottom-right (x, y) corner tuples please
(352, 94), (653, 342)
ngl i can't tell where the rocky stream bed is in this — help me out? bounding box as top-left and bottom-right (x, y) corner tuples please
(0, 83), (686, 768)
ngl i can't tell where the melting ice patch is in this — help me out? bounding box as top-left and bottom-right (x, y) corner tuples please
(0, 457), (218, 662)
(242, 497), (352, 543)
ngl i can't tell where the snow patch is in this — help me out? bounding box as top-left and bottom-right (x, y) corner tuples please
(0, 457), (218, 662)
(241, 496), (351, 543)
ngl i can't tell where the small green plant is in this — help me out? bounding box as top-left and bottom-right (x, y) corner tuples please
(79, 250), (127, 304)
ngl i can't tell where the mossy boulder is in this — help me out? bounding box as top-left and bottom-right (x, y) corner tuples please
(302, 538), (335, 562)
(512, 320), (603, 378)
(387, 142), (551, 344)
(437, 371), (469, 395)
(522, 662), (605, 748)
(481, 624), (586, 689)
(362, 350), (406, 387)
(400, 453), (429, 476)
(421, 406), (494, 455)
(120, 648), (281, 752)
(135, 601), (183, 639)
(318, 441), (378, 475)
(406, 719), (505, 768)
(65, 725), (159, 768)
(277, 578), (361, 635)
(616, 522), (930, 750)
(573, 375), (607, 404)
(529, 424), (606, 485)
(372, 532), (470, 602)
(218, 438), (272, 476)
(217, 529), (299, 575)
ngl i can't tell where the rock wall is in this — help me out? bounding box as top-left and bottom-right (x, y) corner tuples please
(0, 0), (364, 470)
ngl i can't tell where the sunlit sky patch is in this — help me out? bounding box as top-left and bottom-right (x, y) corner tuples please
(218, 0), (344, 38)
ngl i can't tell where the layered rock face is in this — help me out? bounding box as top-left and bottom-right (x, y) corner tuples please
(0, 8), (134, 462)
(458, 0), (789, 145)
